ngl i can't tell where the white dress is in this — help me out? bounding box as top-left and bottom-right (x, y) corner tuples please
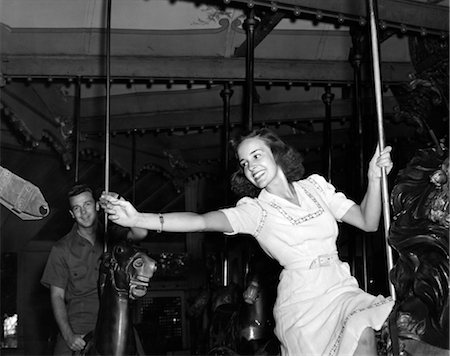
(220, 174), (394, 356)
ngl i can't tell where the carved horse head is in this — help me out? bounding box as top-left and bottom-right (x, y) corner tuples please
(98, 241), (157, 300)
(80, 241), (157, 356)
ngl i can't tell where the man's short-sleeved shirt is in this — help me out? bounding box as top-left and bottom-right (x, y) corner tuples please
(41, 223), (104, 334)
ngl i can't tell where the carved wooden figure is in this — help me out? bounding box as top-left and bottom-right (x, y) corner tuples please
(383, 147), (448, 355)
(76, 241), (157, 356)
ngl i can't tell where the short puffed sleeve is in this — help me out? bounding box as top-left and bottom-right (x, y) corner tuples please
(40, 244), (69, 289)
(219, 197), (264, 236)
(307, 174), (355, 221)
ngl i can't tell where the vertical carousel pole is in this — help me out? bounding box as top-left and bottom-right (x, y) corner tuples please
(221, 83), (233, 287)
(74, 77), (81, 183)
(350, 27), (368, 291)
(131, 130), (137, 204)
(104, 0), (112, 252)
(221, 83), (233, 205)
(366, 0), (395, 299)
(321, 85), (334, 181)
(242, 8), (256, 287)
(244, 9), (256, 132)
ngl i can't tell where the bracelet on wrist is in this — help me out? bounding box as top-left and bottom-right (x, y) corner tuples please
(157, 213), (164, 233)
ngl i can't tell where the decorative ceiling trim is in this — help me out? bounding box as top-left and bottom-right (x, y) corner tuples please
(1, 56), (414, 84)
(224, 0), (449, 34)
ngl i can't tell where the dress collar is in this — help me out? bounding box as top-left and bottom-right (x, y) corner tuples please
(257, 181), (302, 207)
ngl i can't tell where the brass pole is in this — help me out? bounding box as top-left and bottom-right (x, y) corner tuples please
(220, 83), (233, 287)
(321, 86), (334, 181)
(350, 27), (368, 291)
(367, 0), (395, 299)
(74, 77), (81, 183)
(104, 0), (112, 252)
(244, 9), (256, 132)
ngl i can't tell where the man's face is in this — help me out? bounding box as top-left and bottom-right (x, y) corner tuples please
(69, 191), (98, 229)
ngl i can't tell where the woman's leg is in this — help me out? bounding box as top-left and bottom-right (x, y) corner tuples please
(353, 327), (377, 356)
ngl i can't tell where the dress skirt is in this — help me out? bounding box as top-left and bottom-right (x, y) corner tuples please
(273, 260), (394, 356)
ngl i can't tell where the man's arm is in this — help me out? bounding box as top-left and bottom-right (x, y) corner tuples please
(50, 285), (86, 352)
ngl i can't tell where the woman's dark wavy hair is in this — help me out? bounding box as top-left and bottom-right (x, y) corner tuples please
(230, 128), (305, 198)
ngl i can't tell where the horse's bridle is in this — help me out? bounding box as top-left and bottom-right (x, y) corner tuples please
(100, 245), (156, 300)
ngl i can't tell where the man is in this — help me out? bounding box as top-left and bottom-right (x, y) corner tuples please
(41, 184), (147, 355)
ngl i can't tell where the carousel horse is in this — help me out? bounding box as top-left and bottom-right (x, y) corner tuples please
(237, 276), (279, 356)
(205, 246), (280, 356)
(382, 146), (449, 356)
(205, 278), (279, 356)
(76, 241), (157, 356)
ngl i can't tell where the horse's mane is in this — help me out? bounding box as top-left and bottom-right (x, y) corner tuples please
(388, 147), (449, 349)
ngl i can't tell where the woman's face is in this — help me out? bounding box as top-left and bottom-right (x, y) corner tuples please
(237, 136), (279, 189)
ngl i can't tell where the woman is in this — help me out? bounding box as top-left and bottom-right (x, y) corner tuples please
(101, 128), (394, 356)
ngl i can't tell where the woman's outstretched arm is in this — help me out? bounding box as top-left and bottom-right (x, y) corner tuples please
(100, 194), (233, 234)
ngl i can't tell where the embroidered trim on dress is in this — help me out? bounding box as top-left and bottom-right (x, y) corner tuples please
(269, 186), (324, 225)
(307, 176), (325, 195)
(328, 297), (393, 356)
(253, 200), (267, 237)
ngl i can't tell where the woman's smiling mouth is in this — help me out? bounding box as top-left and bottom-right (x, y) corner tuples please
(253, 170), (265, 181)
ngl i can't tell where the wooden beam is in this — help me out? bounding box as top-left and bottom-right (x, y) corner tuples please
(2, 55), (414, 83)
